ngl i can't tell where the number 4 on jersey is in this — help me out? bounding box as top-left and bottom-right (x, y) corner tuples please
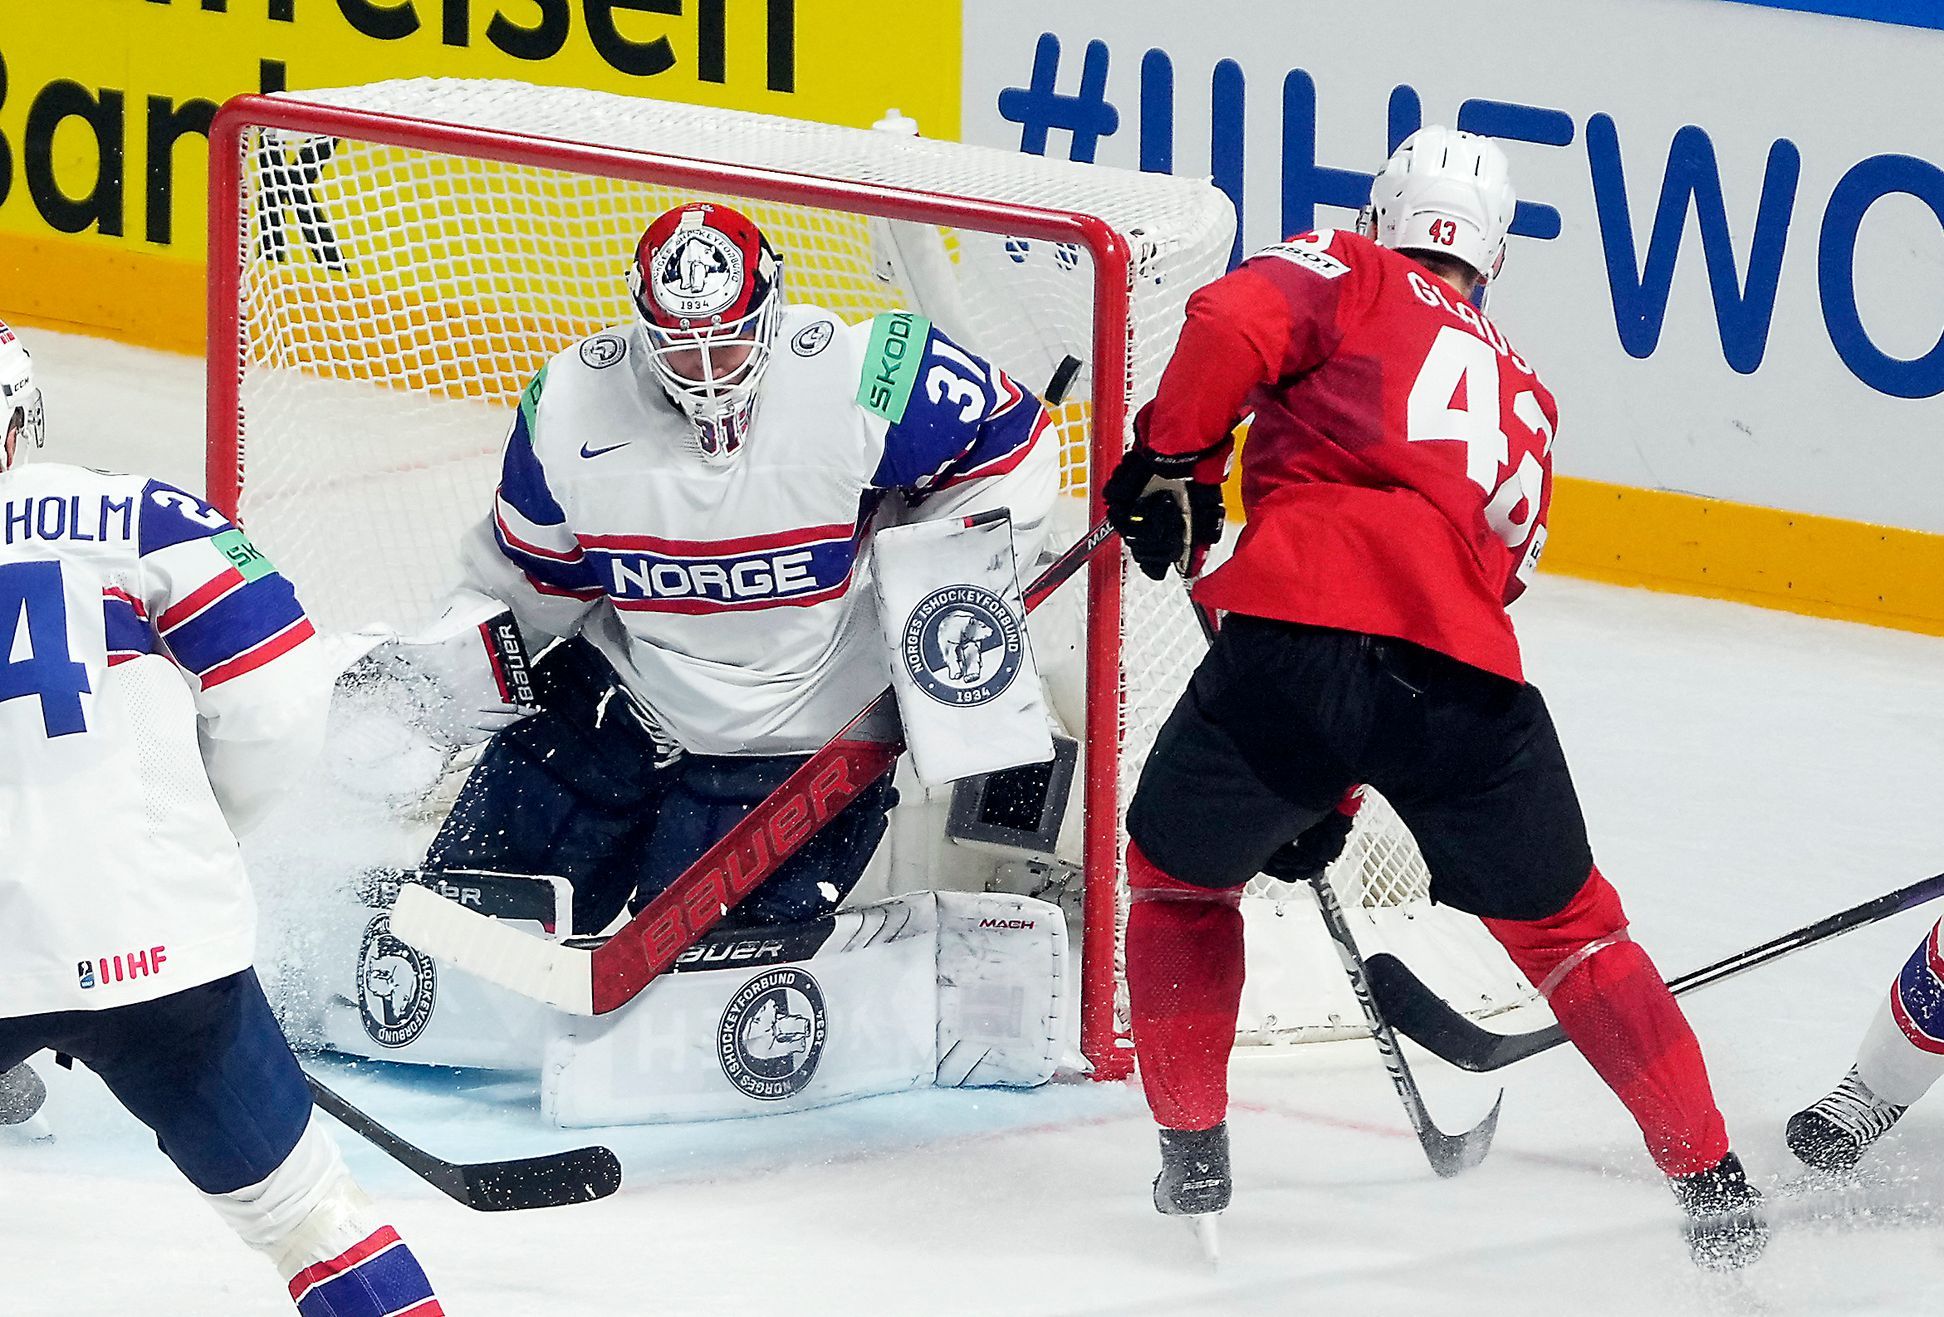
(1405, 326), (1551, 552)
(0, 560), (92, 737)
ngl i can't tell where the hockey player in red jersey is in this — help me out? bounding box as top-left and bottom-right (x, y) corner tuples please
(1102, 127), (1766, 1270)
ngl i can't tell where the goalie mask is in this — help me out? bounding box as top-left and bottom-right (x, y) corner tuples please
(0, 320), (45, 473)
(1359, 126), (1517, 306)
(629, 202), (782, 465)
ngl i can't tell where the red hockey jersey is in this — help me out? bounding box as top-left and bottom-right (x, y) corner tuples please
(1142, 228), (1558, 683)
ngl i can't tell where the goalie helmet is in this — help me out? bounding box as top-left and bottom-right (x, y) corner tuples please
(629, 202), (783, 465)
(0, 320), (45, 472)
(1359, 126), (1517, 299)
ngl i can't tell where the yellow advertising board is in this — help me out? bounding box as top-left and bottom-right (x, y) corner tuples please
(0, 1), (962, 350)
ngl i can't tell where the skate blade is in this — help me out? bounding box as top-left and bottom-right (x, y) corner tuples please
(1186, 1212), (1220, 1267)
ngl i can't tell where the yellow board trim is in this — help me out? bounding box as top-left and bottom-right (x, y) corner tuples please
(0, 235), (205, 356)
(1541, 476), (1944, 637)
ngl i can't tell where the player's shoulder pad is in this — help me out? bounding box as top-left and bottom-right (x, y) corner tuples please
(137, 478), (237, 556)
(853, 310), (935, 424)
(1245, 228), (1364, 282)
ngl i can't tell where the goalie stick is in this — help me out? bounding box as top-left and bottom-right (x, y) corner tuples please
(391, 357), (1095, 1016)
(1183, 600), (1499, 1176)
(1366, 868), (1944, 1074)
(304, 1072), (621, 1212)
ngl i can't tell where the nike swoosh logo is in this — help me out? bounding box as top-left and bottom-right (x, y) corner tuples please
(580, 440), (628, 459)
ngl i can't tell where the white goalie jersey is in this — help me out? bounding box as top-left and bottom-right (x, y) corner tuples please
(461, 305), (1057, 756)
(0, 464), (331, 1017)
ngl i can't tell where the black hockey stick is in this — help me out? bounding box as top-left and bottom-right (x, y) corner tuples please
(1366, 869), (1944, 1074)
(304, 1072), (621, 1211)
(1183, 592), (1500, 1175)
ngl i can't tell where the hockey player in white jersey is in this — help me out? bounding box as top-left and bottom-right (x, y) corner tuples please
(0, 323), (446, 1316)
(1788, 918), (1944, 1171)
(425, 201), (1057, 935)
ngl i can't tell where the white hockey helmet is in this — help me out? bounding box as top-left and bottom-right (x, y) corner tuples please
(0, 320), (45, 472)
(1360, 126), (1517, 292)
(628, 202), (783, 465)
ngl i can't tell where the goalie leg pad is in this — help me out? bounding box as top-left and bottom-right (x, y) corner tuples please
(209, 1113), (442, 1316)
(1125, 841), (1245, 1133)
(426, 640), (679, 934)
(1485, 867), (1730, 1176)
(636, 755), (897, 929)
(1855, 919), (1944, 1107)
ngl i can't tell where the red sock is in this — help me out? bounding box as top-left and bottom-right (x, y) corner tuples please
(1485, 867), (1730, 1177)
(1125, 841), (1244, 1132)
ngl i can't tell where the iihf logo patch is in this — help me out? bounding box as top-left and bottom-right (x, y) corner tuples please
(357, 914), (437, 1049)
(717, 967), (827, 1101)
(901, 585), (1025, 707)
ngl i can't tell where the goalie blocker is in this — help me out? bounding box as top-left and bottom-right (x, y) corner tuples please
(301, 872), (1066, 1126)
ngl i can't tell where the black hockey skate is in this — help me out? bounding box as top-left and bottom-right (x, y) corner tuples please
(0, 1062), (46, 1126)
(1153, 1122), (1231, 1217)
(1670, 1150), (1769, 1272)
(1786, 1067), (1907, 1174)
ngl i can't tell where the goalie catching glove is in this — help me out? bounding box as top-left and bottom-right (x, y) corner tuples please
(1102, 404), (1227, 580)
(340, 587), (541, 748)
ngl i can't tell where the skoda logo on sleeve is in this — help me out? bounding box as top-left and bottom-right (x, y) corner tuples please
(901, 585), (1026, 707)
(357, 914), (437, 1049)
(717, 967), (828, 1101)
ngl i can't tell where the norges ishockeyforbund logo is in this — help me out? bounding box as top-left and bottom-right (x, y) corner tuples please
(651, 224), (745, 321)
(358, 914), (437, 1049)
(717, 967), (828, 1101)
(901, 585), (1026, 707)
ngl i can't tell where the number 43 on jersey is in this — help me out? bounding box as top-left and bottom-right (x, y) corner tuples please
(1406, 324), (1554, 555)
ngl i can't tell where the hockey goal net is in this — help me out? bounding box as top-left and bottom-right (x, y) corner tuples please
(205, 80), (1531, 1079)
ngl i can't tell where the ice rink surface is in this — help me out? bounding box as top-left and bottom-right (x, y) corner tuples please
(7, 330), (1944, 1314)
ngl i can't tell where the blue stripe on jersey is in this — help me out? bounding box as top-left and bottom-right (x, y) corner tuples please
(870, 327), (1040, 492)
(492, 516), (603, 596)
(163, 574), (306, 676)
(498, 399), (570, 529)
(295, 1242), (437, 1317)
(137, 480), (234, 556)
(102, 596), (155, 657)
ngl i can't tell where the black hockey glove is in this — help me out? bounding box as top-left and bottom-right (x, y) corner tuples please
(1102, 443), (1226, 581)
(1259, 805), (1357, 887)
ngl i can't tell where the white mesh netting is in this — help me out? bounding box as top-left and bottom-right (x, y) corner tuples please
(212, 79), (1530, 1057)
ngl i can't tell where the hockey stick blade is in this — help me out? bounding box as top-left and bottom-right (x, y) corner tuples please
(396, 515), (1117, 1015)
(1367, 868), (1944, 1074)
(304, 1073), (621, 1211)
(1314, 878), (1502, 1176)
(391, 883), (593, 1013)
